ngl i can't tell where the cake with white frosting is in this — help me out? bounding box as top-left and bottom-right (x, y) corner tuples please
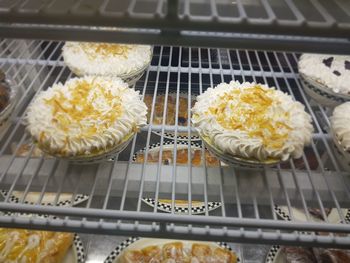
(192, 81), (313, 162)
(62, 42), (152, 85)
(331, 102), (350, 152)
(299, 54), (350, 95)
(26, 76), (147, 159)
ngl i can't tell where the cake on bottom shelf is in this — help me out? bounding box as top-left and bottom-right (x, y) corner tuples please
(0, 228), (85, 263)
(266, 245), (350, 263)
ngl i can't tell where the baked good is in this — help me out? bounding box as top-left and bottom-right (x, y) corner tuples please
(120, 241), (237, 263)
(144, 93), (194, 126)
(192, 81), (313, 164)
(12, 141), (46, 157)
(62, 42), (152, 85)
(0, 69), (17, 129)
(0, 82), (10, 113)
(134, 143), (220, 167)
(0, 228), (73, 262)
(330, 102), (350, 169)
(298, 54), (350, 107)
(282, 246), (350, 263)
(26, 76), (147, 162)
(283, 247), (317, 262)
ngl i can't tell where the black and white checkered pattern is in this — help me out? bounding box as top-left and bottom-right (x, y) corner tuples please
(274, 204), (350, 223)
(0, 190), (89, 207)
(132, 140), (202, 161)
(74, 234), (86, 263)
(104, 237), (140, 263)
(142, 197), (221, 215)
(154, 131), (200, 141)
(265, 245), (280, 263)
(104, 237), (240, 263)
(274, 205), (292, 221)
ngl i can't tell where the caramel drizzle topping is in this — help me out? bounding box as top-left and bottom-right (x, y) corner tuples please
(208, 85), (291, 149)
(42, 79), (123, 148)
(80, 43), (132, 58)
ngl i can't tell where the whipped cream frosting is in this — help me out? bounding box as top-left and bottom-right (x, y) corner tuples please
(62, 42), (152, 77)
(192, 81), (313, 161)
(331, 102), (350, 151)
(298, 54), (350, 94)
(26, 76), (147, 157)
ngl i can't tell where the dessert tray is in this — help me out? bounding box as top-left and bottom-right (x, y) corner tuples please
(104, 237), (239, 263)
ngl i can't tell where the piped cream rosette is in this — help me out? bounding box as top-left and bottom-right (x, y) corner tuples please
(26, 76), (147, 163)
(62, 42), (152, 86)
(192, 81), (313, 167)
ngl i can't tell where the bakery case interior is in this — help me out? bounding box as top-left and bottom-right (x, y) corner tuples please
(1, 0), (350, 262)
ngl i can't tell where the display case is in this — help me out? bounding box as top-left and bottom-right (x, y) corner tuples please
(0, 0), (350, 260)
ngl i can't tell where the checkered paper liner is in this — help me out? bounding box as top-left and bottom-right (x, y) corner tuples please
(0, 190), (89, 207)
(142, 197), (222, 215)
(133, 140), (222, 215)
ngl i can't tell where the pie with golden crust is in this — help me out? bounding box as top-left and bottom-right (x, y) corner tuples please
(120, 241), (237, 263)
(134, 145), (219, 167)
(0, 228), (73, 263)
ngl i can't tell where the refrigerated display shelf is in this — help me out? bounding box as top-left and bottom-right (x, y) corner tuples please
(0, 39), (350, 248)
(0, 0), (350, 53)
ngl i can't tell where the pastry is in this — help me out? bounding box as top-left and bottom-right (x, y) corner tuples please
(0, 228), (73, 262)
(283, 246), (317, 262)
(120, 240), (237, 263)
(0, 69), (17, 129)
(298, 54), (350, 107)
(192, 81), (313, 165)
(134, 143), (220, 167)
(330, 102), (350, 169)
(0, 81), (10, 113)
(26, 76), (147, 162)
(62, 42), (152, 85)
(144, 93), (195, 126)
(11, 141), (46, 158)
(282, 246), (350, 263)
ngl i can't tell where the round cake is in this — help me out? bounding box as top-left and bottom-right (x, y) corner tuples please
(0, 69), (17, 129)
(62, 42), (152, 85)
(192, 81), (313, 163)
(330, 102), (350, 167)
(26, 76), (147, 160)
(298, 54), (350, 107)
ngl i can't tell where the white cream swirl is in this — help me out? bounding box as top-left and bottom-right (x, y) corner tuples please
(331, 102), (350, 151)
(192, 81), (313, 161)
(26, 76), (147, 157)
(298, 54), (350, 94)
(62, 42), (152, 77)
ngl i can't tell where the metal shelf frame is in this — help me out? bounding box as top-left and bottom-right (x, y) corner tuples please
(0, 0), (350, 54)
(0, 39), (350, 248)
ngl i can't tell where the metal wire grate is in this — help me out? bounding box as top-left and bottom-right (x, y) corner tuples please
(0, 0), (350, 53)
(0, 39), (350, 248)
